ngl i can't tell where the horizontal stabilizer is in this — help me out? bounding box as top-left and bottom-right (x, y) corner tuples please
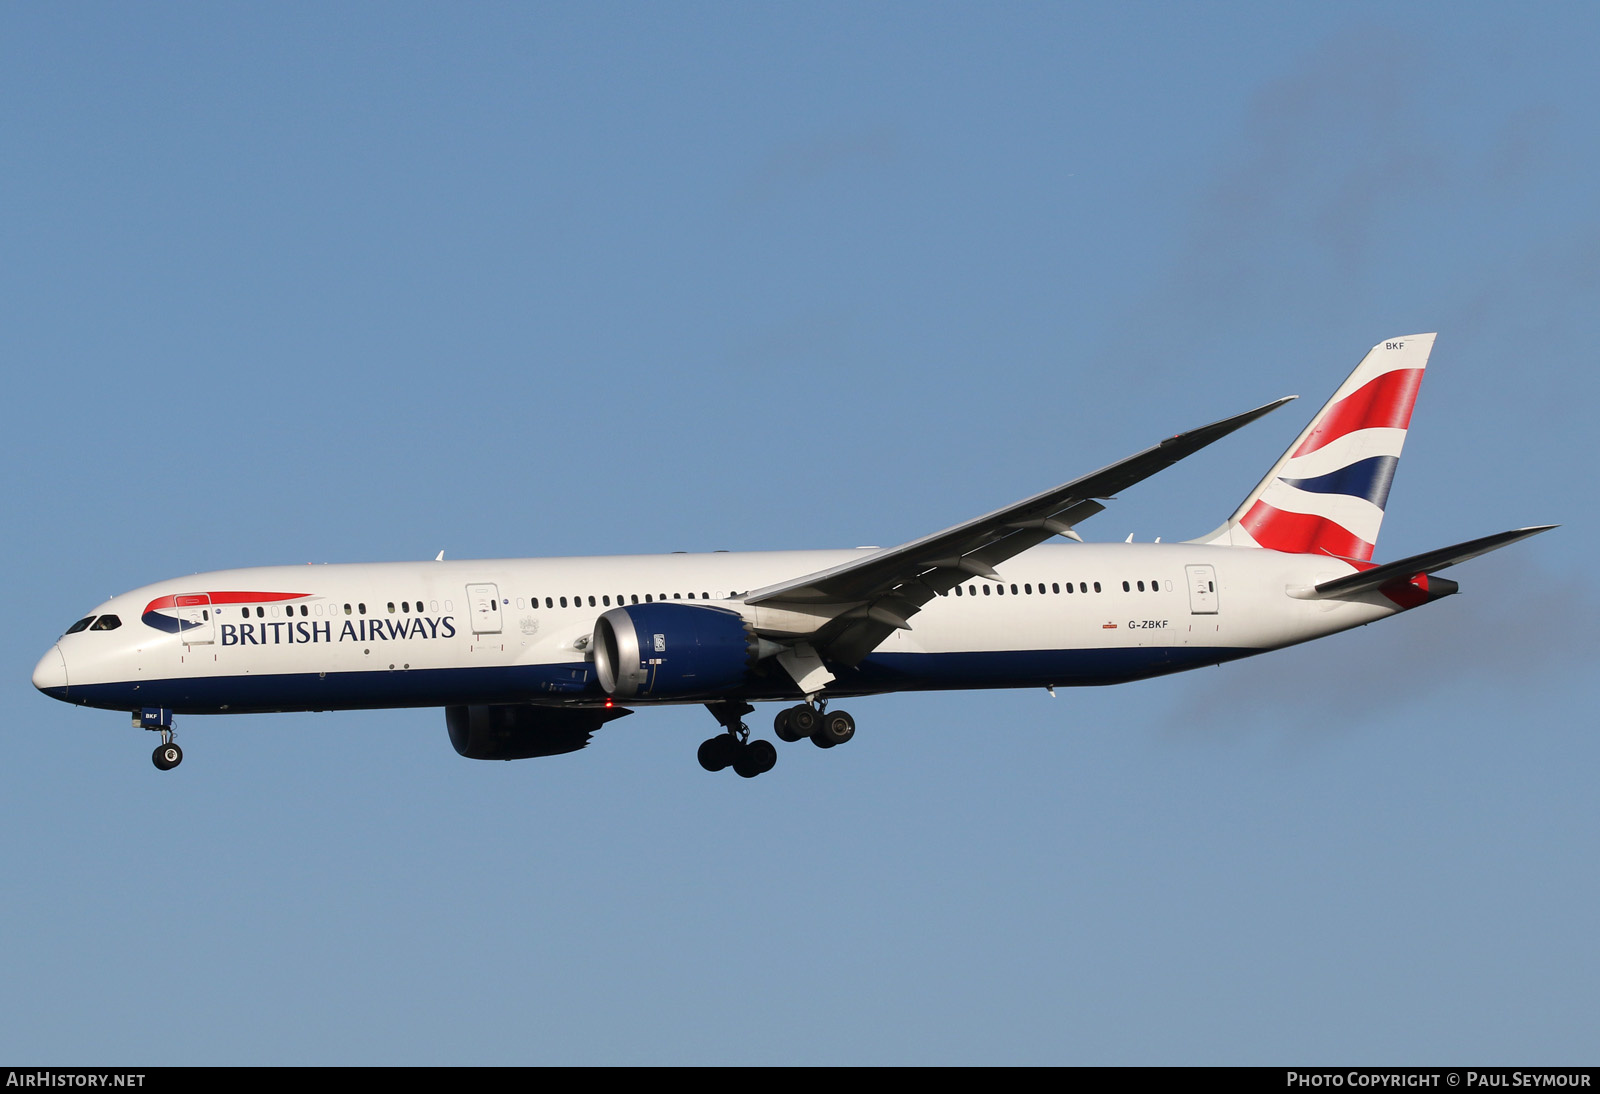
(1308, 525), (1557, 600)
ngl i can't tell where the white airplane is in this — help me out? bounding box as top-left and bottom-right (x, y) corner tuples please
(34, 334), (1552, 775)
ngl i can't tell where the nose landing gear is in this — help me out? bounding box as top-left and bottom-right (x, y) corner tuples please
(138, 708), (183, 771)
(152, 736), (183, 771)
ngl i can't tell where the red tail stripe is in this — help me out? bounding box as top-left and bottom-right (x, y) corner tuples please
(1239, 499), (1375, 561)
(1291, 368), (1423, 457)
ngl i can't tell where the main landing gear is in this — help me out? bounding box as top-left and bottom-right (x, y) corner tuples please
(698, 701), (777, 778)
(774, 703), (855, 749)
(697, 700), (859, 777)
(138, 707), (183, 771)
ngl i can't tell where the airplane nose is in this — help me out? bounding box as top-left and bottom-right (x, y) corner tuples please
(33, 645), (68, 696)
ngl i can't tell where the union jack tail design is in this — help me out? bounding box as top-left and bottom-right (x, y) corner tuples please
(1196, 333), (1436, 561)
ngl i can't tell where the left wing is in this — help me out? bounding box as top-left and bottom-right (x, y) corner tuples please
(744, 396), (1295, 668)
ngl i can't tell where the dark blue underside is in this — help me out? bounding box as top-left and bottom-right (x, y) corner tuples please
(45, 645), (1258, 715)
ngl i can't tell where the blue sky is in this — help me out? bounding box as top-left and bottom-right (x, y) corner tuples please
(4, 3), (1596, 1064)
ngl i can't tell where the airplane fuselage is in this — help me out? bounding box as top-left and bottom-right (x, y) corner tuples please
(35, 541), (1399, 717)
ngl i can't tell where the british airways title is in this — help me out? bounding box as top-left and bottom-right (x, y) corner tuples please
(220, 616), (458, 646)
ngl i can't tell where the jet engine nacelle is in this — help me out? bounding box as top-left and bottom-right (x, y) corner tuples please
(446, 703), (632, 761)
(592, 602), (759, 700)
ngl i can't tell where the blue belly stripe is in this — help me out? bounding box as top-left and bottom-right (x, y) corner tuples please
(44, 645), (1257, 715)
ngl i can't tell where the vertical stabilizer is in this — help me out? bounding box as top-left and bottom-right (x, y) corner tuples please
(1194, 334), (1436, 561)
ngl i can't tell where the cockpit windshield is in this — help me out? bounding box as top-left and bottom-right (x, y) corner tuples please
(64, 615), (121, 635)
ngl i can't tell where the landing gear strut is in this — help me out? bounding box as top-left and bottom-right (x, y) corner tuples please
(139, 707), (183, 771)
(699, 701), (777, 778)
(774, 702), (856, 750)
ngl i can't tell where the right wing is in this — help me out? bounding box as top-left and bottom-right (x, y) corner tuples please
(744, 396), (1296, 667)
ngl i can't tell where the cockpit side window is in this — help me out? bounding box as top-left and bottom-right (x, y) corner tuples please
(90, 615), (122, 631)
(65, 617), (95, 635)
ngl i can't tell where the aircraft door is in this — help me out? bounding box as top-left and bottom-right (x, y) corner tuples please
(174, 593), (215, 644)
(466, 583), (503, 635)
(1185, 565), (1218, 614)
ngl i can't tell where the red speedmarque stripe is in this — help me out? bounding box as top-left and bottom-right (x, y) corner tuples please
(143, 591), (309, 614)
(1291, 369), (1423, 457)
(1239, 500), (1375, 561)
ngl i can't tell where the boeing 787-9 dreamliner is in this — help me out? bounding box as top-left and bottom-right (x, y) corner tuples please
(33, 335), (1553, 776)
